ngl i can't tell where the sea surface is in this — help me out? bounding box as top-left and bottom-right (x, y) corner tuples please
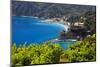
(12, 16), (75, 49)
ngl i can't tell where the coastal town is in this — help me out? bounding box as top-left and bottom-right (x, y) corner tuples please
(43, 16), (85, 28)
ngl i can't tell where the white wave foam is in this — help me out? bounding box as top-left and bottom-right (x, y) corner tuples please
(63, 25), (69, 32)
(58, 23), (69, 32)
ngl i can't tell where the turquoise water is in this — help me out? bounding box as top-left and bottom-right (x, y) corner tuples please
(51, 39), (76, 49)
(58, 40), (76, 49)
(12, 16), (76, 49)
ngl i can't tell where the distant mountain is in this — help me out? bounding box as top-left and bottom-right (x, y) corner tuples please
(12, 1), (96, 19)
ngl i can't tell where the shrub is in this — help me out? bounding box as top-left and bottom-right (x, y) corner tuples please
(12, 42), (62, 66)
(61, 34), (96, 62)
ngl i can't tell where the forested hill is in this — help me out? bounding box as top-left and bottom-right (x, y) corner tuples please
(12, 1), (96, 19)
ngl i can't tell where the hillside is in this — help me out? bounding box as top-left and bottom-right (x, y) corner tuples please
(12, 1), (96, 19)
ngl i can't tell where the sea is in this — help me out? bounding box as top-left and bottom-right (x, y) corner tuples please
(12, 16), (75, 49)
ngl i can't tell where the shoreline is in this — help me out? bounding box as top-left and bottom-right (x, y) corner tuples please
(13, 15), (70, 26)
(13, 15), (70, 32)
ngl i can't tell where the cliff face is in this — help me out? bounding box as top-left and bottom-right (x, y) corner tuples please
(12, 1), (96, 19)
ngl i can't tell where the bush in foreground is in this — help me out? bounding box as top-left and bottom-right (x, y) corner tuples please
(12, 42), (63, 66)
(61, 34), (96, 62)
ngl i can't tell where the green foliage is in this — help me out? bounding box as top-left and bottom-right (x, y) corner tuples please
(84, 11), (96, 32)
(61, 34), (96, 62)
(12, 34), (96, 66)
(12, 42), (63, 66)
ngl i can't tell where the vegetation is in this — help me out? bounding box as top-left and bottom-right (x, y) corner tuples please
(84, 11), (96, 33)
(12, 42), (63, 66)
(12, 34), (96, 66)
(61, 34), (96, 62)
(12, 1), (95, 19)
